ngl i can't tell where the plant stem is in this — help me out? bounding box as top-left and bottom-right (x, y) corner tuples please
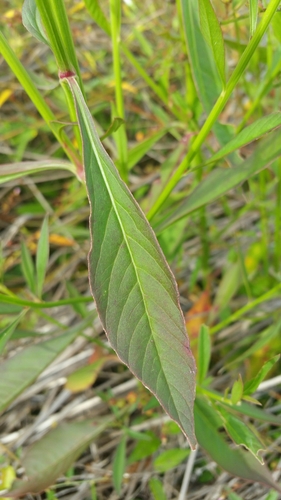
(0, 294), (93, 309)
(147, 0), (281, 220)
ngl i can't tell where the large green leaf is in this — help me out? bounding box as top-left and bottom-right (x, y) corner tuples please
(0, 326), (81, 412)
(195, 397), (281, 492)
(63, 76), (197, 448)
(154, 126), (281, 233)
(3, 417), (115, 496)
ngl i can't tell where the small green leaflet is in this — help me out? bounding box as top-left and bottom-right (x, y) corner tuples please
(62, 76), (197, 449)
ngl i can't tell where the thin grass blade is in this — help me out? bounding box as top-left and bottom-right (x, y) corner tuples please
(204, 112), (281, 166)
(84, 0), (111, 35)
(199, 0), (225, 87)
(249, 0), (259, 36)
(62, 76), (197, 448)
(21, 241), (36, 294)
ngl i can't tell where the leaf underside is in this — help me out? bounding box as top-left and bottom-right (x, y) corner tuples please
(63, 76), (197, 448)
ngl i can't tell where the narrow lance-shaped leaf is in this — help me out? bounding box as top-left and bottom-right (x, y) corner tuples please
(249, 0), (259, 36)
(62, 76), (197, 448)
(199, 0), (225, 87)
(204, 112), (281, 167)
(84, 0), (111, 36)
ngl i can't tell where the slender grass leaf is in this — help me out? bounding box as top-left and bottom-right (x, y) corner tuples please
(180, 0), (241, 165)
(22, 0), (50, 46)
(112, 435), (127, 495)
(181, 0), (221, 109)
(199, 0), (225, 86)
(205, 112), (281, 166)
(153, 449), (189, 473)
(21, 241), (36, 294)
(154, 127), (281, 233)
(0, 327), (80, 412)
(195, 397), (281, 492)
(0, 311), (26, 355)
(244, 355), (280, 395)
(249, 0), (259, 36)
(198, 324), (211, 385)
(62, 76), (197, 448)
(0, 159), (77, 185)
(4, 417), (115, 496)
(149, 478), (168, 500)
(226, 318), (281, 368)
(84, 0), (111, 36)
(218, 407), (265, 463)
(36, 217), (49, 298)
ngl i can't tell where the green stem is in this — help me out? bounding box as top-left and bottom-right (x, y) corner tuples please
(0, 294), (93, 309)
(147, 0), (281, 220)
